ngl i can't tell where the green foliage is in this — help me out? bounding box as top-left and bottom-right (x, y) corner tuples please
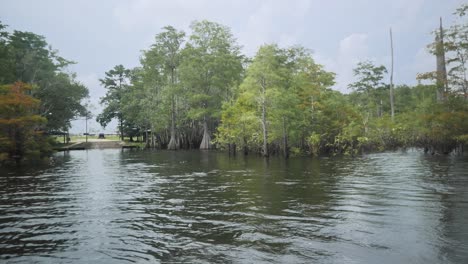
(101, 10), (468, 156)
(97, 64), (132, 140)
(37, 73), (88, 131)
(307, 133), (321, 156)
(176, 21), (244, 148)
(0, 23), (88, 132)
(180, 20), (243, 122)
(444, 12), (468, 98)
(348, 61), (387, 94)
(0, 23), (88, 163)
(0, 82), (49, 163)
(216, 44), (339, 156)
(213, 98), (260, 151)
(348, 61), (388, 119)
(132, 26), (187, 148)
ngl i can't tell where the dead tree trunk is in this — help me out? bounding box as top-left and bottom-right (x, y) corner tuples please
(389, 28), (395, 121)
(436, 17), (448, 102)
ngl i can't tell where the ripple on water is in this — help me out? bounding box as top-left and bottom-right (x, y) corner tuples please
(0, 149), (468, 263)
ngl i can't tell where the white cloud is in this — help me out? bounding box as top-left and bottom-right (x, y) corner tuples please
(319, 33), (400, 92)
(112, 0), (313, 56)
(338, 33), (369, 61)
(112, 0), (251, 32)
(113, 0), (190, 31)
(413, 47), (433, 74)
(70, 73), (112, 134)
(408, 46), (434, 84)
(77, 73), (104, 108)
(238, 0), (311, 55)
(109, 0), (430, 93)
(324, 33), (371, 92)
(392, 0), (426, 31)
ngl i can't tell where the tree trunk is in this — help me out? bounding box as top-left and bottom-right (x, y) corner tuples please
(150, 128), (155, 148)
(389, 28), (395, 121)
(167, 97), (178, 150)
(363, 112), (369, 135)
(261, 79), (269, 157)
(145, 129), (149, 148)
(282, 117), (289, 158)
(119, 116), (123, 141)
(168, 67), (178, 150)
(242, 125), (248, 155)
(436, 17), (448, 102)
(199, 117), (211, 149)
(310, 95), (314, 119)
(459, 54), (467, 101)
(242, 130), (249, 156)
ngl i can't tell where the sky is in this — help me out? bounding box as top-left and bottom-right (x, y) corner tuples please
(0, 0), (465, 133)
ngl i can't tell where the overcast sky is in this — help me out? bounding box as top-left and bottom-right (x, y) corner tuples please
(0, 0), (465, 133)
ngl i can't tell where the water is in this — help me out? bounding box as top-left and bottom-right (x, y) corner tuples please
(0, 150), (467, 263)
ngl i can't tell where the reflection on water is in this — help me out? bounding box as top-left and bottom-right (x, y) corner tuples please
(1, 150), (467, 263)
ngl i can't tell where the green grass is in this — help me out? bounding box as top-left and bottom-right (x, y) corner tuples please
(51, 134), (121, 143)
(51, 136), (69, 144)
(51, 134), (147, 144)
(103, 135), (121, 141)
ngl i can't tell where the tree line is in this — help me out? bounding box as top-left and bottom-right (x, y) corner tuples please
(0, 22), (89, 164)
(1, 4), (466, 164)
(99, 5), (467, 156)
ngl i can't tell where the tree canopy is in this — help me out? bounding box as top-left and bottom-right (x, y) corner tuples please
(98, 11), (467, 156)
(3, 4), (466, 162)
(0, 22), (89, 163)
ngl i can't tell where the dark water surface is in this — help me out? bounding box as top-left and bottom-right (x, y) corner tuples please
(1, 150), (467, 263)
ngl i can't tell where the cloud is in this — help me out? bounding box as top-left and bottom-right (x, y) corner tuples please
(112, 0), (251, 32)
(76, 73), (104, 107)
(69, 73), (113, 134)
(323, 33), (371, 92)
(338, 33), (369, 61)
(409, 46), (434, 83)
(238, 0), (311, 55)
(111, 0), (388, 93)
(112, 0), (312, 56)
(113, 0), (187, 31)
(392, 0), (426, 31)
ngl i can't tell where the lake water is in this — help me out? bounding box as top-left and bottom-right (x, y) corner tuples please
(1, 149), (467, 263)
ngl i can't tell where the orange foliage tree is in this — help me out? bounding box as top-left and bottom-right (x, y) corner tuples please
(0, 82), (47, 163)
